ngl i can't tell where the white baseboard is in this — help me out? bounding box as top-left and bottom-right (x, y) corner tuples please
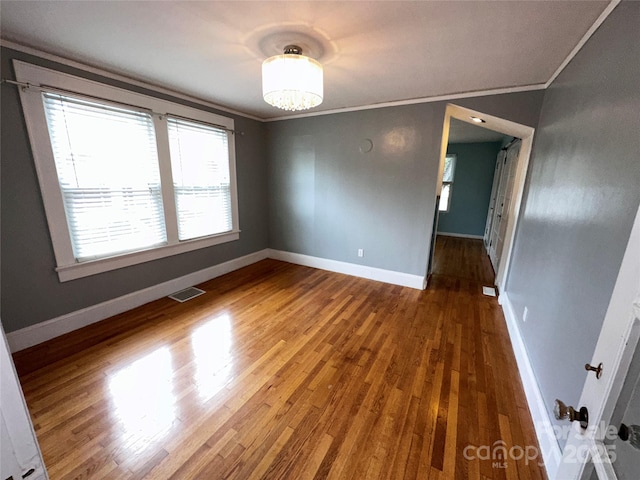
(268, 249), (425, 290)
(8, 248), (425, 352)
(500, 293), (561, 479)
(437, 232), (484, 239)
(7, 249), (270, 352)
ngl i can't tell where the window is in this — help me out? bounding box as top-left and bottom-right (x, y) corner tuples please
(438, 154), (456, 212)
(15, 61), (239, 281)
(167, 117), (232, 241)
(43, 93), (167, 260)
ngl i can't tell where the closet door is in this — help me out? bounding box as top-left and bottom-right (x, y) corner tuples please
(484, 149), (505, 249)
(488, 140), (521, 271)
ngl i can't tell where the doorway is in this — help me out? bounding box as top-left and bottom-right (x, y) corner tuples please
(431, 117), (511, 281)
(428, 104), (535, 293)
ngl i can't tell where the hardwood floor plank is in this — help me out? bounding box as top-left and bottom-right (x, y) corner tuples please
(444, 369), (460, 478)
(387, 394), (421, 480)
(247, 426), (295, 480)
(297, 432), (333, 480)
(430, 341), (454, 471)
(166, 430), (234, 480)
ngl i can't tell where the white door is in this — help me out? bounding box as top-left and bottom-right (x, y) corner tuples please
(494, 142), (520, 265)
(489, 140), (521, 270)
(555, 203), (640, 480)
(484, 149), (505, 249)
(0, 324), (48, 480)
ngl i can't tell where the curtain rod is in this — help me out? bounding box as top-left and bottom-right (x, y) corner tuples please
(1, 78), (244, 136)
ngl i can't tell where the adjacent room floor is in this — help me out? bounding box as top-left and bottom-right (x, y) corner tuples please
(14, 236), (546, 479)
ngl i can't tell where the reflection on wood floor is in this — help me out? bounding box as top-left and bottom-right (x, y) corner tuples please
(14, 239), (546, 479)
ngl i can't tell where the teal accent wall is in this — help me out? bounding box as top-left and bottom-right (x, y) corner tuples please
(437, 142), (502, 237)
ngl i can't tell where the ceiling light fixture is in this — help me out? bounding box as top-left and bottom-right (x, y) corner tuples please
(470, 116), (486, 123)
(262, 45), (323, 111)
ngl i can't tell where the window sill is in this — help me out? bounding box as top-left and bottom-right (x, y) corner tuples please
(55, 230), (240, 282)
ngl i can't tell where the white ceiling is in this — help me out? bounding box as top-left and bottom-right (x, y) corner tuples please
(448, 118), (509, 144)
(0, 1), (611, 120)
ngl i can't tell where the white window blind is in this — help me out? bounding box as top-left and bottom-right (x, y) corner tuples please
(167, 117), (232, 241)
(42, 92), (167, 261)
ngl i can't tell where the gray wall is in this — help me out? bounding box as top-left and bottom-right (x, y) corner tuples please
(0, 47), (269, 333)
(505, 1), (640, 440)
(437, 142), (502, 237)
(0, 46), (544, 334)
(267, 91), (543, 276)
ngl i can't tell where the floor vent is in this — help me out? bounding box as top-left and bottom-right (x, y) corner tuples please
(168, 287), (206, 303)
(482, 286), (497, 297)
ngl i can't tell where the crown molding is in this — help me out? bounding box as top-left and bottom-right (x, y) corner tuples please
(1, 0), (621, 124)
(544, 0), (620, 88)
(263, 83), (547, 122)
(266, 0), (621, 122)
(1, 38), (545, 123)
(0, 39), (263, 122)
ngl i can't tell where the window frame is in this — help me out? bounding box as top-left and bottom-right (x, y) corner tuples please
(438, 154), (457, 213)
(167, 116), (235, 241)
(14, 60), (240, 282)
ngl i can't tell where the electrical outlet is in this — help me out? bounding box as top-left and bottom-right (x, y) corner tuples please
(523, 306), (529, 322)
(357, 248), (364, 258)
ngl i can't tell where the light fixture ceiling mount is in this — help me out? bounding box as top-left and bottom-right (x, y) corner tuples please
(262, 44), (323, 112)
(283, 44), (302, 55)
(470, 116), (486, 124)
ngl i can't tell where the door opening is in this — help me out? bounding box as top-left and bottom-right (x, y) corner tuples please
(427, 103), (535, 293)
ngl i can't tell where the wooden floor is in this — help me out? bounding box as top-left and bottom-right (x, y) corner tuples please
(431, 235), (496, 285)
(14, 236), (546, 479)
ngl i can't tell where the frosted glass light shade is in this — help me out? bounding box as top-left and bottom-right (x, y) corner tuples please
(262, 53), (323, 111)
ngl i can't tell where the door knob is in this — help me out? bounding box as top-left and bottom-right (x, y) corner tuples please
(618, 424), (640, 450)
(554, 399), (589, 429)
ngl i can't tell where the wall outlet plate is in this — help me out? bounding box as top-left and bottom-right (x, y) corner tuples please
(357, 248), (364, 257)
